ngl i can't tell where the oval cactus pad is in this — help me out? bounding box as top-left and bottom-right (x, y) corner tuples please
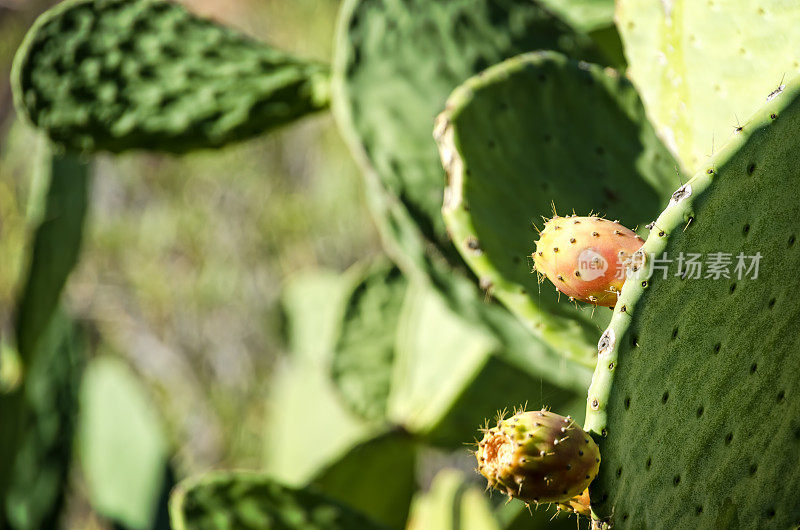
(585, 73), (800, 527)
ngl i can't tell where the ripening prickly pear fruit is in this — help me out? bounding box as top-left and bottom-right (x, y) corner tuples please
(532, 215), (644, 307)
(475, 409), (600, 504)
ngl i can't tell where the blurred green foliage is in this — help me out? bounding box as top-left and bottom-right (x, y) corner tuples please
(0, 0), (626, 529)
(1, 1), (381, 528)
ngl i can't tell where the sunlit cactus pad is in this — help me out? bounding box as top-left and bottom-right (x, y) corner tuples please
(585, 74), (800, 527)
(12, 0), (329, 153)
(616, 0), (800, 172)
(434, 51), (677, 364)
(169, 472), (388, 530)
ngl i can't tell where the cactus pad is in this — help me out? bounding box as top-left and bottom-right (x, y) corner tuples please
(585, 75), (800, 526)
(406, 469), (499, 530)
(78, 356), (168, 529)
(1, 315), (85, 530)
(332, 0), (601, 257)
(390, 276), (588, 447)
(169, 472), (388, 530)
(616, 0), (800, 172)
(311, 430), (415, 529)
(14, 147), (89, 361)
(12, 0), (329, 153)
(435, 51), (677, 364)
(331, 261), (407, 422)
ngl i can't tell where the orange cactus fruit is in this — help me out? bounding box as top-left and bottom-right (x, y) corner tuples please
(532, 215), (644, 307)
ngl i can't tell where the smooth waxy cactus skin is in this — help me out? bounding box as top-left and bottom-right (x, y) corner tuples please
(12, 0), (329, 153)
(533, 216), (644, 307)
(476, 409), (600, 504)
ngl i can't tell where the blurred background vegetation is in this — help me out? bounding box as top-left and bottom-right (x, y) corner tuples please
(1, 1), (384, 527)
(5, 0), (796, 527)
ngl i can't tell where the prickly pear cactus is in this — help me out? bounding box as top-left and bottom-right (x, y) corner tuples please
(311, 430), (416, 529)
(332, 0), (603, 262)
(533, 216), (643, 307)
(434, 51), (678, 364)
(406, 469), (499, 530)
(1, 145), (89, 529)
(270, 270), (417, 529)
(389, 275), (589, 447)
(78, 356), (169, 530)
(1, 315), (85, 530)
(12, 0), (329, 153)
(331, 261), (407, 422)
(169, 471), (389, 530)
(476, 409), (599, 505)
(584, 74), (800, 527)
(616, 0), (800, 172)
(14, 146), (89, 360)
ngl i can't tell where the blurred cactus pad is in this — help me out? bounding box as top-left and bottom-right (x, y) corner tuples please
(12, 0), (330, 152)
(5, 0), (800, 529)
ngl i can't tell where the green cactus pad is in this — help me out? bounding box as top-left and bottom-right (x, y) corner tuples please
(331, 261), (407, 422)
(280, 269), (349, 364)
(312, 430), (416, 529)
(616, 0), (800, 172)
(266, 270), (371, 487)
(12, 0), (329, 153)
(264, 355), (371, 486)
(584, 74), (800, 526)
(435, 51), (677, 364)
(406, 469), (499, 530)
(332, 0), (603, 259)
(270, 270), (416, 527)
(389, 275), (588, 447)
(14, 146), (89, 361)
(537, 0), (615, 33)
(78, 356), (168, 530)
(169, 472), (388, 530)
(1, 315), (85, 530)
